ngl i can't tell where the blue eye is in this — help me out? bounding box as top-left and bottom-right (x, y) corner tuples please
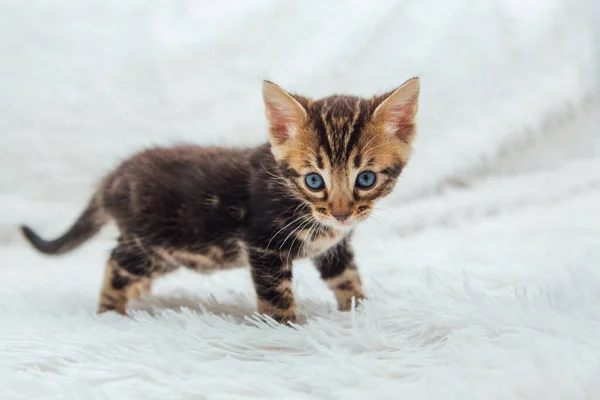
(305, 173), (325, 190)
(356, 171), (376, 188)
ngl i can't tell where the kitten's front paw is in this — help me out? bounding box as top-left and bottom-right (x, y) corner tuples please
(257, 299), (298, 325)
(271, 313), (298, 325)
(97, 303), (127, 316)
(337, 293), (366, 312)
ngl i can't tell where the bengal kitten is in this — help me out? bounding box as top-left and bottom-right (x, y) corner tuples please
(20, 77), (420, 323)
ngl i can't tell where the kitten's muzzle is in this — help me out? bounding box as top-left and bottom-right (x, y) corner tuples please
(330, 211), (352, 222)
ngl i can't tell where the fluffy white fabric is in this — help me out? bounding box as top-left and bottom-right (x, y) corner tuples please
(1, 1), (599, 399)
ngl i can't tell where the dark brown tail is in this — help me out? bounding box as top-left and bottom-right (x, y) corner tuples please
(20, 197), (108, 255)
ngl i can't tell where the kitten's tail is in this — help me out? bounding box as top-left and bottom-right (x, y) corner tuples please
(20, 196), (109, 255)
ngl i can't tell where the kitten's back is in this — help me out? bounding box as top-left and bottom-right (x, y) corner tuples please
(22, 144), (254, 255)
(101, 145), (253, 244)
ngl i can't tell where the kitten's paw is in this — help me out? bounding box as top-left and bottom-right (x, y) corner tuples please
(127, 285), (142, 300)
(271, 313), (298, 325)
(257, 299), (298, 325)
(97, 303), (127, 316)
(127, 279), (153, 300)
(338, 294), (366, 312)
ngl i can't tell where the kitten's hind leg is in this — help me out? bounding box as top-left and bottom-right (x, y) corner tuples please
(97, 243), (157, 315)
(98, 258), (140, 315)
(127, 278), (153, 300)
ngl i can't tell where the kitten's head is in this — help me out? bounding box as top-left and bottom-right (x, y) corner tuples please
(262, 78), (420, 231)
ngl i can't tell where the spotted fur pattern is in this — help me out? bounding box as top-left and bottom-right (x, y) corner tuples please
(21, 78), (420, 323)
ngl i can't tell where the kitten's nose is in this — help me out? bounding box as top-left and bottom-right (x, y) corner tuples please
(331, 211), (352, 222)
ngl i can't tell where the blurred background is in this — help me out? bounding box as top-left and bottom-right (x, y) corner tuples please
(1, 0), (598, 241)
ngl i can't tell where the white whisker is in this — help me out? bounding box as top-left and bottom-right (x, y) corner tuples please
(280, 215), (314, 252)
(368, 212), (392, 236)
(283, 217), (316, 261)
(266, 213), (312, 251)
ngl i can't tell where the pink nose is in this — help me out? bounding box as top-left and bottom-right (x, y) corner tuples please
(331, 211), (351, 222)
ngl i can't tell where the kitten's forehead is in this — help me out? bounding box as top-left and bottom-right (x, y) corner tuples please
(305, 95), (372, 164)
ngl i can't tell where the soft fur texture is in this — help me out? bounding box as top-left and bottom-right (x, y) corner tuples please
(19, 79), (420, 323)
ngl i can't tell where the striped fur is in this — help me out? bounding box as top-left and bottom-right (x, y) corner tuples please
(20, 78), (420, 324)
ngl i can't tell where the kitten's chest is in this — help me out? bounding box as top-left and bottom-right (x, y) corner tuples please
(297, 228), (347, 258)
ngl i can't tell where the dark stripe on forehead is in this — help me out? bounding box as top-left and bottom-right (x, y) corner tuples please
(311, 113), (334, 160)
(343, 100), (368, 163)
(324, 106), (344, 163)
(353, 154), (362, 169)
(316, 153), (324, 169)
(309, 96), (369, 164)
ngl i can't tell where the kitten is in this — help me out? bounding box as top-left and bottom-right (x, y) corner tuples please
(20, 77), (420, 323)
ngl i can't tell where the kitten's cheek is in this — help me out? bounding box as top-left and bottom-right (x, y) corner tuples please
(355, 210), (372, 223)
(312, 211), (327, 223)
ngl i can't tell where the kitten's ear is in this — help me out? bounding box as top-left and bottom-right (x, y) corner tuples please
(262, 80), (307, 144)
(372, 77), (420, 142)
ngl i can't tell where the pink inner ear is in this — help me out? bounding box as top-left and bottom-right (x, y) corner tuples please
(385, 102), (416, 135)
(388, 103), (413, 124)
(266, 101), (295, 142)
(379, 85), (418, 135)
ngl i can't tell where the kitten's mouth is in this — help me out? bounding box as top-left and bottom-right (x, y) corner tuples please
(336, 219), (353, 227)
(312, 213), (357, 231)
(311, 207), (372, 230)
(337, 212), (372, 229)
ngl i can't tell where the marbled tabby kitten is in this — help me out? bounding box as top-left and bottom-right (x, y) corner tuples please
(21, 77), (420, 323)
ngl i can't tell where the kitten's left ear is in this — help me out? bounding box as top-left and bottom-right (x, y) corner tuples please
(262, 80), (308, 145)
(372, 77), (420, 142)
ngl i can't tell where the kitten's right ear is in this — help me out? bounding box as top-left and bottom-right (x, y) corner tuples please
(372, 77), (420, 143)
(262, 80), (307, 145)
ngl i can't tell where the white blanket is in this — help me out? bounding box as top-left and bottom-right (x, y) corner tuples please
(1, 1), (599, 398)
